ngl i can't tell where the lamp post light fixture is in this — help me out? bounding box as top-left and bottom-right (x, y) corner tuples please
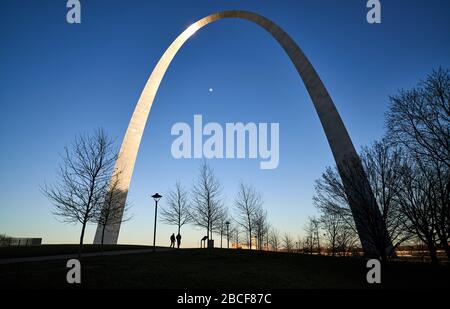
(151, 193), (162, 252)
(225, 221), (230, 249)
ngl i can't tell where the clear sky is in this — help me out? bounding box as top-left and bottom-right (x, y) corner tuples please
(1, 0), (449, 248)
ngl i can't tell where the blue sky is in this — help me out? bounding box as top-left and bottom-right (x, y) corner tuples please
(1, 0), (449, 247)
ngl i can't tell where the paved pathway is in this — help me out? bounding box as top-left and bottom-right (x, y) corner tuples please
(0, 248), (174, 265)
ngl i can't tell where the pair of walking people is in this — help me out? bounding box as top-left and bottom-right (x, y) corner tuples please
(170, 233), (181, 249)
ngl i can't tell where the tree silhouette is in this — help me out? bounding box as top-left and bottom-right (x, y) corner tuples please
(386, 68), (449, 260)
(234, 182), (262, 250)
(191, 162), (224, 243)
(268, 228), (280, 252)
(42, 129), (116, 258)
(160, 182), (191, 236)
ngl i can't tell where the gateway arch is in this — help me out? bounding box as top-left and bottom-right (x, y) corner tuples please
(94, 10), (390, 257)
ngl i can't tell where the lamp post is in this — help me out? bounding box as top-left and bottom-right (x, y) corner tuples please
(151, 193), (162, 252)
(225, 221), (230, 249)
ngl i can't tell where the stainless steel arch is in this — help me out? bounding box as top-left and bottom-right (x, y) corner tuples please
(94, 10), (390, 257)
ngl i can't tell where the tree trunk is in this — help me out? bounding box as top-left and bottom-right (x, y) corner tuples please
(78, 221), (87, 259)
(427, 241), (439, 265)
(317, 232), (320, 255)
(101, 223), (106, 256)
(249, 227), (252, 250)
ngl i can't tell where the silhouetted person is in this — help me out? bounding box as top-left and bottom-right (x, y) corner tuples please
(170, 233), (175, 248)
(176, 233), (182, 249)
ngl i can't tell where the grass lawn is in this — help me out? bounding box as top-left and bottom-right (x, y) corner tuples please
(0, 247), (449, 289)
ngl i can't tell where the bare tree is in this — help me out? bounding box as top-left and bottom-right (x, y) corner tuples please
(264, 222), (271, 251)
(230, 224), (241, 249)
(0, 234), (12, 247)
(191, 162), (224, 243)
(295, 236), (302, 253)
(312, 217), (321, 255)
(360, 140), (412, 252)
(253, 207), (268, 250)
(301, 236), (310, 254)
(160, 182), (191, 236)
(386, 68), (450, 259)
(282, 233), (294, 253)
(386, 67), (449, 169)
(214, 207), (229, 248)
(234, 182), (262, 250)
(303, 219), (314, 254)
(313, 167), (358, 237)
(320, 211), (341, 256)
(318, 205), (359, 257)
(42, 129), (116, 258)
(312, 139), (410, 261)
(304, 216), (321, 254)
(313, 69), (449, 262)
(268, 228), (280, 252)
(336, 224), (358, 256)
(396, 158), (443, 264)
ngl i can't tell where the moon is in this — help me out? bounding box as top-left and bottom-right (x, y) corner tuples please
(209, 88), (213, 92)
